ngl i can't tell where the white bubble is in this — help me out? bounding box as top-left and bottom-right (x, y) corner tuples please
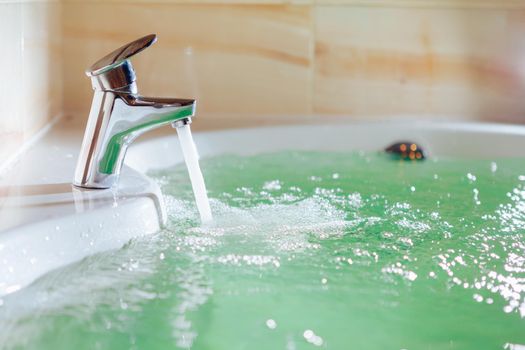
(303, 330), (323, 346)
(263, 180), (282, 191)
(266, 319), (277, 329)
(303, 330), (314, 340)
(406, 271), (417, 281)
(504, 343), (525, 350)
(312, 336), (323, 346)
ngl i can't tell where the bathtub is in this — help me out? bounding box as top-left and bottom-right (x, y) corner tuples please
(2, 119), (525, 297)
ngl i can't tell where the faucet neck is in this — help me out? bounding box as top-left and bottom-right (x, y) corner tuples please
(89, 60), (137, 92)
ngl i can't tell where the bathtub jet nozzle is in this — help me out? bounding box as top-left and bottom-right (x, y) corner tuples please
(385, 141), (425, 161)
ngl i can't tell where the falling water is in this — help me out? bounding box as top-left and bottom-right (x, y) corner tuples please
(175, 123), (213, 223)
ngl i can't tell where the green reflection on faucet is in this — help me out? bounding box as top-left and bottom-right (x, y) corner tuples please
(99, 105), (194, 174)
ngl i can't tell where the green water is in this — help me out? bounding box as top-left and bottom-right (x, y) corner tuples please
(1, 151), (525, 349)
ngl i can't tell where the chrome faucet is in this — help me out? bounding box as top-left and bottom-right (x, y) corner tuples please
(74, 34), (196, 189)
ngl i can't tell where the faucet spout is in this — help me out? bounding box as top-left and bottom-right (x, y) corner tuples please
(112, 94), (196, 137)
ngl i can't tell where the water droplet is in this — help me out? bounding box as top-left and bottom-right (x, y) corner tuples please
(266, 319), (277, 329)
(263, 180), (282, 191)
(406, 271), (417, 281)
(159, 253), (165, 260)
(473, 188), (481, 205)
(473, 294), (483, 302)
(410, 186), (416, 192)
(321, 278), (328, 284)
(5, 285), (21, 294)
(303, 330), (314, 340)
(303, 329), (323, 346)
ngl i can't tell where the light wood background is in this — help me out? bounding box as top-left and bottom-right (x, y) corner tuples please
(2, 0), (525, 166)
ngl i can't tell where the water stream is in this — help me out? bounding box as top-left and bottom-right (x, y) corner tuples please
(175, 123), (213, 223)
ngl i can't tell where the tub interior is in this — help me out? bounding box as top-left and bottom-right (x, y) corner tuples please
(2, 121), (525, 349)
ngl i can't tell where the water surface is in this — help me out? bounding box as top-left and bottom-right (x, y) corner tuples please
(1, 151), (524, 349)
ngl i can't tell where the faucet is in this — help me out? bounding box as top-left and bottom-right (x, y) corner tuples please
(73, 34), (196, 189)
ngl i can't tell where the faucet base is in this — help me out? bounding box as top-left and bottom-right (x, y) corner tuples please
(73, 173), (118, 190)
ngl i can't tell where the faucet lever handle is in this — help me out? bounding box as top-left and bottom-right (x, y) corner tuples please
(86, 34), (157, 77)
